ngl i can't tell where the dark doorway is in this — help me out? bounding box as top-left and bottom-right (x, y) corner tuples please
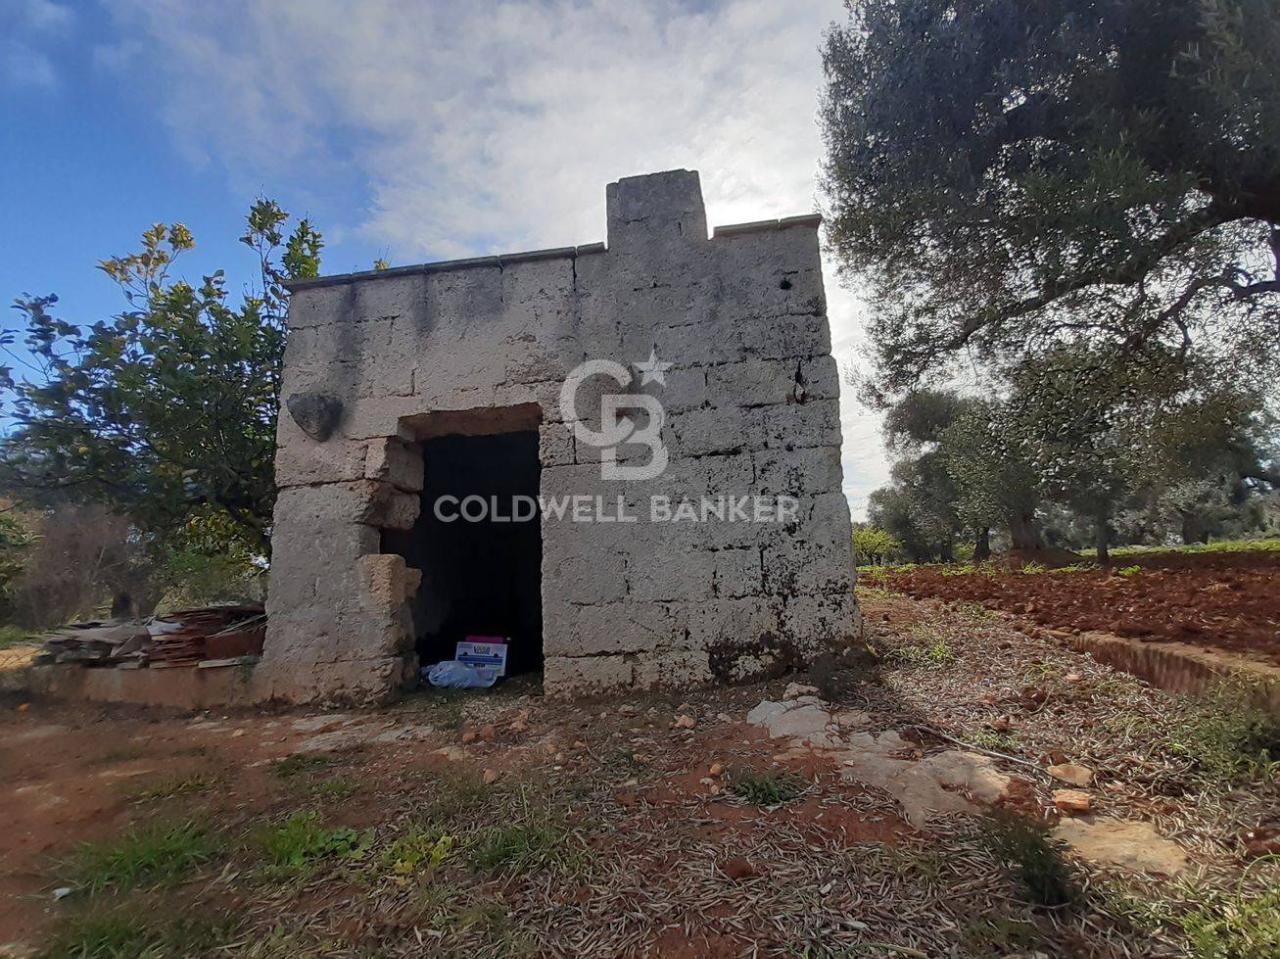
(385, 430), (543, 677)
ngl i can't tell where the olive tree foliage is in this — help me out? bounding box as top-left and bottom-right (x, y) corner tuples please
(0, 201), (322, 553)
(821, 0), (1280, 400)
(998, 346), (1273, 558)
(940, 401), (1041, 554)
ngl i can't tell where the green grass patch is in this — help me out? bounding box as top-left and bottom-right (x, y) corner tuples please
(1183, 886), (1280, 959)
(40, 908), (235, 959)
(1168, 684), (1280, 784)
(270, 753), (336, 779)
(0, 624), (38, 650)
(67, 822), (221, 893)
(129, 773), (217, 803)
(253, 811), (370, 876)
(890, 637), (955, 669)
(467, 819), (575, 874)
(308, 775), (360, 801)
(1080, 537), (1280, 559)
(727, 769), (808, 806)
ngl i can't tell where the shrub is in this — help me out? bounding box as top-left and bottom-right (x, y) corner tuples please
(728, 770), (808, 806)
(852, 526), (904, 565)
(984, 814), (1079, 908)
(254, 811), (370, 874)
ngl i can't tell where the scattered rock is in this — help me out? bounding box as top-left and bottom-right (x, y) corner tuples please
(618, 704), (637, 716)
(746, 700), (839, 747)
(673, 715), (696, 730)
(715, 712), (733, 723)
(461, 729), (478, 744)
(1064, 672), (1083, 683)
(709, 762), (724, 778)
(1053, 817), (1187, 875)
(1054, 789), (1092, 814)
(480, 724), (497, 742)
(1048, 763), (1094, 787)
(783, 681), (819, 700)
(482, 768), (500, 785)
(433, 746), (467, 761)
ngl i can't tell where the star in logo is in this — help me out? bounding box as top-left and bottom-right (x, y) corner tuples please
(634, 348), (673, 387)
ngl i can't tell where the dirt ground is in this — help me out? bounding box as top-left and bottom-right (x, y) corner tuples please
(2, 590), (1278, 958)
(870, 549), (1280, 665)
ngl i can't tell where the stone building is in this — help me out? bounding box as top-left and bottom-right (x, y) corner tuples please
(259, 170), (859, 703)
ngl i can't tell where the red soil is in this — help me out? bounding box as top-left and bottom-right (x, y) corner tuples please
(875, 549), (1280, 666)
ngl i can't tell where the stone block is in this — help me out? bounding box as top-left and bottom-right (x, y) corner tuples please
(744, 399), (842, 450)
(538, 421), (575, 467)
(634, 648), (712, 690)
(707, 357), (802, 409)
(627, 546), (715, 602)
(544, 602), (672, 657)
(713, 547), (763, 598)
(364, 437), (424, 491)
(356, 553), (421, 613)
(286, 283), (354, 330)
(668, 407), (747, 457)
(753, 446), (843, 497)
(542, 548), (626, 605)
(780, 593), (861, 648)
(544, 655), (635, 696)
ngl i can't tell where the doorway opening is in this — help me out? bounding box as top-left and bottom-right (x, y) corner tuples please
(385, 429), (543, 678)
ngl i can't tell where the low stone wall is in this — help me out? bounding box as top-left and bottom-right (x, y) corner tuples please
(1054, 629), (1280, 714)
(22, 663), (261, 710)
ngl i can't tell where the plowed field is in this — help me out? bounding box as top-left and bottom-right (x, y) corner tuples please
(872, 549), (1280, 665)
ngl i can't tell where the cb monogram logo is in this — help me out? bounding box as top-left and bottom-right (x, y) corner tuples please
(559, 354), (671, 481)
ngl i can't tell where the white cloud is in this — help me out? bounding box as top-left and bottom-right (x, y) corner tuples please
(102, 0), (888, 510)
(2, 40), (58, 89)
(21, 0), (74, 33)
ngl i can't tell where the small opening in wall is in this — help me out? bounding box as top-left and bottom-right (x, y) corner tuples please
(779, 277), (793, 290)
(383, 429), (543, 681)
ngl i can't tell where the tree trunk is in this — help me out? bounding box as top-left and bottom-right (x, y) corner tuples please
(974, 527), (991, 561)
(1095, 511), (1110, 565)
(1008, 512), (1042, 552)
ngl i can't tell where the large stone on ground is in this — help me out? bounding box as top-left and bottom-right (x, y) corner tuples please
(1053, 817), (1188, 875)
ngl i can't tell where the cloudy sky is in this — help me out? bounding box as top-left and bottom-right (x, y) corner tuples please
(0, 0), (888, 514)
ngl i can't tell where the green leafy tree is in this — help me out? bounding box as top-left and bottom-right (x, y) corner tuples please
(852, 525), (904, 565)
(940, 401), (1042, 557)
(822, 0), (1280, 398)
(0, 201), (322, 552)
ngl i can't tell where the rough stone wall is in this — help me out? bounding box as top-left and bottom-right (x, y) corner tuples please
(261, 169), (859, 704)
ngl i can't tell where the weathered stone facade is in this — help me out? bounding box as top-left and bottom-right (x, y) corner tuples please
(260, 170), (860, 704)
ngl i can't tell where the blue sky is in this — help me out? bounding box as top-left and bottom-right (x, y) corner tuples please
(0, 0), (888, 514)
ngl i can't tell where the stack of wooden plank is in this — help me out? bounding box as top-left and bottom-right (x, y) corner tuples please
(38, 622), (150, 666)
(149, 604), (265, 667)
(37, 603), (266, 669)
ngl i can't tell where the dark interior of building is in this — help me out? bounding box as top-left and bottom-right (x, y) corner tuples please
(384, 430), (543, 677)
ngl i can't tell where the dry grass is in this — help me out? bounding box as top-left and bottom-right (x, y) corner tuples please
(24, 590), (1280, 958)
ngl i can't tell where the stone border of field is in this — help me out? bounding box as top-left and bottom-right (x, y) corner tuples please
(1029, 619), (1280, 714)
